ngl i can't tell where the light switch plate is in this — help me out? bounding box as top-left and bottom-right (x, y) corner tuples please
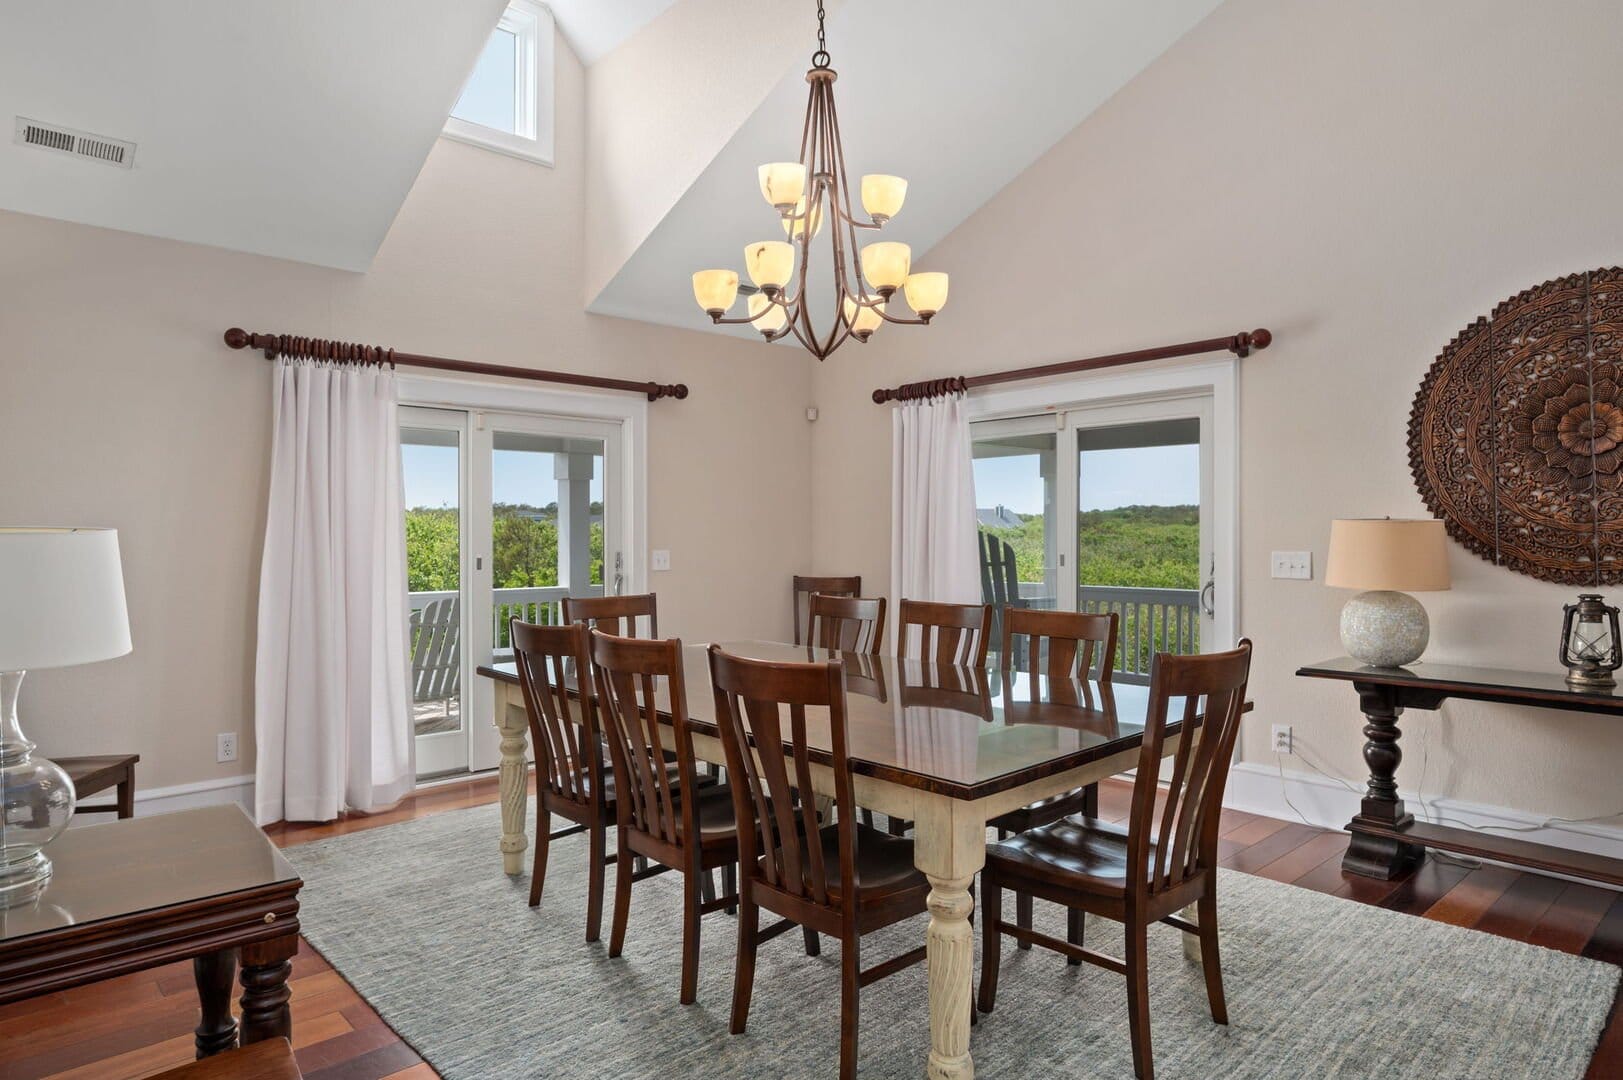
(651, 549), (671, 572)
(1271, 550), (1312, 580)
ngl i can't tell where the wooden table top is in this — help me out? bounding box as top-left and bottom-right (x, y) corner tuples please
(0, 805), (299, 944)
(1297, 655), (1623, 716)
(58, 753), (139, 789)
(480, 640), (1242, 802)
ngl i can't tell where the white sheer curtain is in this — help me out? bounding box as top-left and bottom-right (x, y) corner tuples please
(890, 395), (982, 637)
(254, 360), (413, 824)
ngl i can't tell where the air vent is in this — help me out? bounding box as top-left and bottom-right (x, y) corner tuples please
(14, 117), (135, 169)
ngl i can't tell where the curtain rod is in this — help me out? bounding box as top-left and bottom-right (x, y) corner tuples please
(223, 328), (689, 402)
(870, 328), (1272, 404)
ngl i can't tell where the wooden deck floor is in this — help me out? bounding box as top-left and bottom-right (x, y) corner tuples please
(3, 775), (1618, 1079)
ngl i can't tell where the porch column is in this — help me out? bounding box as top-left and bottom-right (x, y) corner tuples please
(555, 452), (594, 590)
(1040, 445), (1059, 604)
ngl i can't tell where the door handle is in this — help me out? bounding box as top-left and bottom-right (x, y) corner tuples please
(612, 552), (624, 596)
(1200, 556), (1215, 617)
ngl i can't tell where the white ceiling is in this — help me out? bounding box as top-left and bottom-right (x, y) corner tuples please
(549, 0), (680, 66)
(589, 0), (1226, 338)
(0, 0), (506, 271)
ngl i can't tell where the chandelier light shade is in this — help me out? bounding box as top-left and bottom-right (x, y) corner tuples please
(860, 174), (908, 222)
(691, 269), (740, 316)
(903, 271), (949, 318)
(691, 0), (949, 360)
(745, 241), (796, 292)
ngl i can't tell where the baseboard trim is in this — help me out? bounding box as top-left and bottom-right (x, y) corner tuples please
(72, 772), (255, 824)
(1225, 760), (1623, 864)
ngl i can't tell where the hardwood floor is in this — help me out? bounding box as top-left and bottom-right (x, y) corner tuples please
(2, 775), (1618, 1080)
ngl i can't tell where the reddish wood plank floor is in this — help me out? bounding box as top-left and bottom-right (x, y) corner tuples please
(1, 774), (1617, 1079)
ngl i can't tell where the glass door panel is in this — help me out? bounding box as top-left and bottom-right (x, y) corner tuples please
(487, 428), (607, 655)
(971, 418), (1062, 671)
(1072, 404), (1212, 684)
(401, 407), (470, 778)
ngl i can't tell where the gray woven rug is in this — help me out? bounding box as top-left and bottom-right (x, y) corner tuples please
(286, 804), (1618, 1078)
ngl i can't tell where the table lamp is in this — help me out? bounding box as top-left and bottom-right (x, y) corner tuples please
(1324, 518), (1451, 668)
(0, 528), (131, 902)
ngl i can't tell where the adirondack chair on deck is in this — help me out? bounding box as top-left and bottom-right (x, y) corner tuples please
(410, 596), (462, 729)
(979, 532), (1027, 669)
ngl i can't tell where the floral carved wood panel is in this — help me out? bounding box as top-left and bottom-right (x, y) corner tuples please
(1409, 268), (1623, 586)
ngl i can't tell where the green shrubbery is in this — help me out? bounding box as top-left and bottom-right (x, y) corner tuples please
(405, 504), (602, 592)
(980, 504), (1199, 589)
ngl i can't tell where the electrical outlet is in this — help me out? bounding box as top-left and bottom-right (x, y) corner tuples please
(1270, 550), (1313, 580)
(650, 549), (671, 572)
(1271, 724), (1293, 754)
(217, 732), (238, 764)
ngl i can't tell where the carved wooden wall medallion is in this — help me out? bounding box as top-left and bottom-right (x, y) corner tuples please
(1408, 268), (1623, 586)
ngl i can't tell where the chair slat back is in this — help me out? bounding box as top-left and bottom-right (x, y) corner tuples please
(708, 646), (854, 915)
(561, 593), (658, 639)
(899, 600), (992, 668)
(808, 594), (887, 655)
(1003, 607), (1118, 688)
(510, 619), (600, 808)
(1127, 639), (1253, 898)
(590, 629), (691, 846)
(793, 575), (861, 645)
(410, 596), (461, 703)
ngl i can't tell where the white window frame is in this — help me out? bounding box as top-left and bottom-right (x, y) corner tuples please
(441, 0), (555, 167)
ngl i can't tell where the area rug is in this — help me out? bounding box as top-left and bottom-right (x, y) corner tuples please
(285, 803), (1618, 1079)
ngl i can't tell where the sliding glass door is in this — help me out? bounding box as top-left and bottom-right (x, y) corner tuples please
(401, 407), (472, 778)
(970, 394), (1215, 683)
(401, 407), (624, 779)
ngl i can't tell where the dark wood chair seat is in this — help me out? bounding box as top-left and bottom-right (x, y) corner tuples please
(985, 816), (1152, 892)
(988, 787), (1098, 835)
(809, 824), (929, 910)
(675, 785), (746, 847)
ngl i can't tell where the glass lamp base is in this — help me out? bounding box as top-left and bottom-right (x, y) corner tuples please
(0, 671), (76, 909)
(0, 849), (52, 906)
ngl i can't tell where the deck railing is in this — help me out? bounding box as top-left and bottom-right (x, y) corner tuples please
(1077, 585), (1201, 684)
(407, 584), (607, 659)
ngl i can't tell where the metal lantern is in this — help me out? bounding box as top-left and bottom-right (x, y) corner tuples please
(1559, 593), (1623, 689)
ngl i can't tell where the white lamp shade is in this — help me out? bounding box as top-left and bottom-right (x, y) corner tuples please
(0, 528), (132, 671)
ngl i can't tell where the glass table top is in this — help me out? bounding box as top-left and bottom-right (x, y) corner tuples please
(0, 804), (298, 942)
(482, 640), (1175, 800)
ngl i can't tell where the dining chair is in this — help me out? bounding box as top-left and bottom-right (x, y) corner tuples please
(508, 619), (615, 938)
(792, 574), (861, 645)
(807, 593), (887, 655)
(590, 629), (741, 1004)
(977, 640), (1254, 1080)
(993, 606), (1120, 956)
(561, 592), (658, 638)
(897, 599), (993, 668)
(707, 645), (930, 1080)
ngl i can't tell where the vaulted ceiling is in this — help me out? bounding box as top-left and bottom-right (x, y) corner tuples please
(0, 0), (1225, 294)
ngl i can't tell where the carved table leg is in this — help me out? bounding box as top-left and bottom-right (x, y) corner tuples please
(239, 935), (297, 1046)
(193, 948), (238, 1058)
(914, 797), (984, 1080)
(496, 685), (530, 877)
(1342, 682), (1425, 879)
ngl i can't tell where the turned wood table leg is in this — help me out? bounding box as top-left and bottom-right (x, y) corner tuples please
(1342, 682), (1426, 879)
(1179, 902), (1207, 963)
(192, 948), (238, 1058)
(239, 935), (296, 1045)
(914, 797), (984, 1080)
(496, 685), (530, 877)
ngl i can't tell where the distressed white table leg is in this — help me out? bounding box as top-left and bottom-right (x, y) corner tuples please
(1179, 902), (1207, 962)
(494, 685), (530, 876)
(913, 796), (986, 1080)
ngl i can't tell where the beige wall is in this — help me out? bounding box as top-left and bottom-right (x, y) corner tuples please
(0, 36), (813, 793)
(808, 0), (1623, 818)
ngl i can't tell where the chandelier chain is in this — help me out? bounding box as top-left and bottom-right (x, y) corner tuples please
(812, 0), (830, 69)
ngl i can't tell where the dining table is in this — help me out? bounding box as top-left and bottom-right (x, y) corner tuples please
(477, 640), (1231, 1080)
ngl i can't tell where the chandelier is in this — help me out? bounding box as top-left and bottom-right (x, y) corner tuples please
(689, 0), (949, 360)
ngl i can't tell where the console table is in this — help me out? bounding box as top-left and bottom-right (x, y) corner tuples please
(0, 804), (303, 1058)
(1297, 656), (1623, 886)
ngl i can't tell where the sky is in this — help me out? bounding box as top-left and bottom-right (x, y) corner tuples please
(402, 445), (603, 509)
(452, 28), (518, 133)
(973, 445), (1199, 514)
